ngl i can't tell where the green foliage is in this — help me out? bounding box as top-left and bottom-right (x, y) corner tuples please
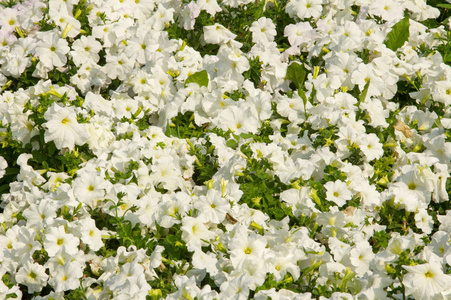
(135, 116), (151, 131)
(1, 274), (19, 298)
(59, 203), (84, 222)
(428, 195), (451, 232)
(308, 180), (329, 212)
(346, 146), (365, 165)
(370, 154), (396, 191)
(47, 66), (76, 87)
(5, 60), (40, 91)
(384, 17), (410, 51)
(95, 193), (152, 253)
(323, 165), (347, 183)
(243, 58), (262, 88)
(0, 0), (19, 8)
(167, 11), (214, 50)
(384, 249), (426, 299)
(161, 227), (190, 261)
(236, 156), (291, 220)
(393, 78), (423, 109)
(224, 123), (274, 148)
(187, 137), (219, 186)
(104, 160), (140, 184)
(164, 112), (219, 185)
(224, 89), (245, 101)
(433, 31), (451, 66)
(166, 0), (294, 56)
(64, 285), (89, 300)
(370, 230), (390, 253)
(423, 0), (451, 28)
(310, 126), (338, 151)
(165, 112), (206, 139)
(0, 164), (20, 198)
(73, 0), (94, 36)
(253, 273), (296, 295)
(26, 95), (50, 123)
(145, 226), (192, 298)
(285, 61), (312, 113)
(378, 199), (419, 235)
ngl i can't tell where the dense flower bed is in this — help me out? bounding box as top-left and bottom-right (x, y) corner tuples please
(1, 0), (451, 298)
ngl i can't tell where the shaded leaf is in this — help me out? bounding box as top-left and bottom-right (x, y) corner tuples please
(286, 62), (307, 90)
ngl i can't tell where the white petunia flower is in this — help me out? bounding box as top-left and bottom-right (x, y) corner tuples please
(368, 0), (404, 23)
(181, 216), (216, 251)
(219, 274), (254, 299)
(203, 24), (237, 45)
(197, 0), (221, 16)
(48, 262), (83, 292)
(15, 261), (48, 294)
(23, 198), (58, 230)
(44, 225), (80, 257)
(403, 263), (451, 299)
(415, 209), (434, 234)
(0, 156), (7, 179)
(42, 103), (90, 150)
(35, 31), (70, 69)
(250, 17), (277, 44)
(229, 231), (267, 268)
(179, 2), (201, 30)
(286, 0), (323, 20)
(192, 250), (219, 276)
(72, 170), (108, 208)
(70, 35), (102, 66)
(217, 106), (260, 134)
(78, 218), (104, 251)
(358, 133), (384, 161)
(194, 189), (231, 224)
(325, 180), (352, 207)
(349, 241), (375, 276)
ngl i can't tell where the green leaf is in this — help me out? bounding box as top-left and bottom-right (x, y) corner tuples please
(185, 70), (209, 88)
(240, 132), (255, 139)
(358, 80), (371, 105)
(32, 150), (48, 164)
(48, 141), (56, 156)
(298, 88), (308, 107)
(226, 139), (238, 149)
(286, 62), (307, 90)
(438, 4), (451, 9)
(384, 17), (410, 51)
(4, 168), (19, 176)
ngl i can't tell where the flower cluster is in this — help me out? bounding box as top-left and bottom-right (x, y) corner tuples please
(0, 0), (451, 299)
